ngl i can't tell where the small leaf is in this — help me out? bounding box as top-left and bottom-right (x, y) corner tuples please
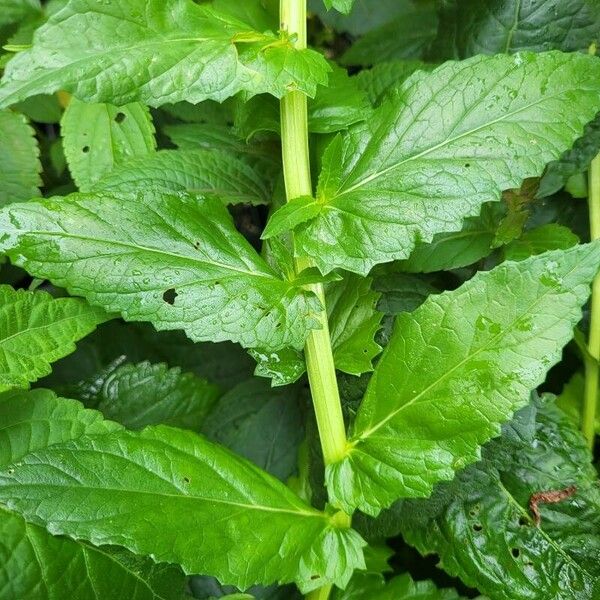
(504, 224), (579, 262)
(323, 0), (355, 14)
(294, 52), (600, 275)
(0, 398), (366, 592)
(202, 378), (304, 480)
(93, 149), (273, 206)
(327, 243), (600, 515)
(333, 571), (464, 600)
(0, 109), (41, 206)
(262, 196), (322, 239)
(77, 361), (220, 431)
(398, 400), (600, 599)
(0, 286), (107, 392)
(252, 274), (383, 385)
(0, 0), (330, 108)
(398, 203), (503, 273)
(62, 98), (156, 191)
(0, 192), (321, 351)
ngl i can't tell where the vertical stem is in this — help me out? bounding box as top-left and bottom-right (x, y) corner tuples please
(279, 0), (348, 468)
(583, 154), (600, 448)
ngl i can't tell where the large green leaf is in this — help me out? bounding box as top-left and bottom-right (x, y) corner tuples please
(326, 244), (600, 515)
(0, 286), (107, 392)
(397, 400), (600, 600)
(202, 378), (304, 480)
(62, 98), (156, 191)
(74, 361), (220, 431)
(284, 52), (600, 275)
(93, 149), (273, 206)
(0, 388), (186, 600)
(0, 508), (187, 600)
(0, 109), (41, 206)
(0, 192), (320, 351)
(432, 0), (600, 60)
(0, 0), (330, 108)
(0, 397), (366, 592)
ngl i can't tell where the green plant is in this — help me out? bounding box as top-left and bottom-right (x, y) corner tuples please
(1, 0), (600, 599)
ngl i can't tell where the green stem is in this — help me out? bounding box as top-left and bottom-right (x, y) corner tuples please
(583, 154), (600, 448)
(279, 0), (348, 468)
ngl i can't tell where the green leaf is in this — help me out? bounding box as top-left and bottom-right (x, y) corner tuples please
(0, 192), (321, 351)
(0, 405), (366, 592)
(0, 388), (120, 465)
(398, 400), (600, 600)
(327, 274), (383, 376)
(0, 508), (187, 600)
(307, 64), (371, 133)
(62, 98), (156, 191)
(93, 149), (273, 206)
(42, 320), (255, 395)
(311, 0), (418, 36)
(538, 115), (600, 198)
(0, 109), (41, 206)
(0, 388), (187, 600)
(326, 243), (600, 516)
(354, 61), (436, 107)
(341, 1), (437, 66)
(164, 123), (259, 156)
(234, 65), (370, 138)
(503, 224), (579, 262)
(202, 378), (304, 480)
(432, 0), (600, 60)
(75, 361), (220, 431)
(398, 203), (503, 273)
(0, 0), (330, 108)
(0, 0), (41, 28)
(0, 286), (107, 392)
(332, 571), (464, 600)
(213, 0), (278, 32)
(323, 0), (355, 14)
(252, 274), (383, 385)
(293, 52), (600, 275)
(14, 93), (62, 123)
(263, 196), (322, 239)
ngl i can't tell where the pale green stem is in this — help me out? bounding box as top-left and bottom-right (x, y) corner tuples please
(279, 2), (350, 596)
(583, 154), (600, 448)
(279, 0), (348, 468)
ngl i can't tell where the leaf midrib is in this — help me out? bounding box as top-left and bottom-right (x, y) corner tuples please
(333, 88), (573, 201)
(15, 229), (277, 280)
(353, 259), (584, 444)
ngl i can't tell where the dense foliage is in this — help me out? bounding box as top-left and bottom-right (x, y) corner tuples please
(1, 0), (600, 599)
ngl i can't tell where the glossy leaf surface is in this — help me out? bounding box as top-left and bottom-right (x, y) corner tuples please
(293, 52), (600, 275)
(0, 192), (320, 351)
(327, 244), (600, 515)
